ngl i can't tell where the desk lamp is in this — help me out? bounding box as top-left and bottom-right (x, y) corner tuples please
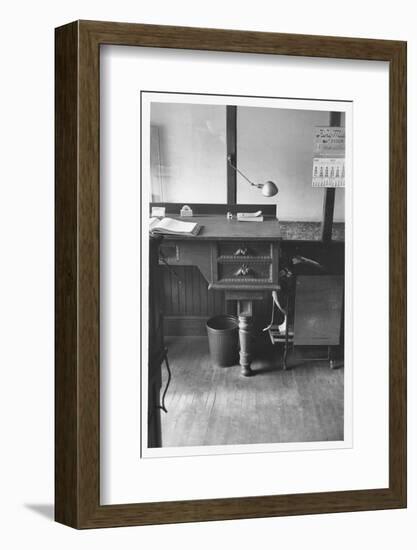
(227, 154), (279, 197)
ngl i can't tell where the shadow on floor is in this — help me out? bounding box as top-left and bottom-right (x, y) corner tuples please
(24, 503), (54, 521)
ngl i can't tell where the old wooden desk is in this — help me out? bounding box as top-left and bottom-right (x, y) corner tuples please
(158, 215), (282, 376)
(156, 215), (345, 375)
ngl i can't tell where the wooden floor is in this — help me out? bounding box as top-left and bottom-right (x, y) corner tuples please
(160, 336), (344, 448)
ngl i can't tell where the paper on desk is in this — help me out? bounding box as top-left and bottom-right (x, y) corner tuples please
(149, 217), (200, 235)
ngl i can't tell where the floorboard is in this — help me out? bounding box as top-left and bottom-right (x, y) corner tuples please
(160, 336), (344, 448)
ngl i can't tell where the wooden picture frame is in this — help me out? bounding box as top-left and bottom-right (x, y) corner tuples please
(55, 20), (407, 528)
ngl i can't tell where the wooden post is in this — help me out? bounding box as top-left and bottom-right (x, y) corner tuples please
(226, 105), (237, 204)
(320, 111), (342, 242)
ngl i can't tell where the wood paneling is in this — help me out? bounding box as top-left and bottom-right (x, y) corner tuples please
(160, 266), (225, 319)
(164, 316), (210, 336)
(160, 265), (274, 335)
(161, 242), (345, 337)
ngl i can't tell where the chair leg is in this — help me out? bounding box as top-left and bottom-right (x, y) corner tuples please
(328, 346), (335, 369)
(282, 342), (289, 370)
(282, 293), (291, 370)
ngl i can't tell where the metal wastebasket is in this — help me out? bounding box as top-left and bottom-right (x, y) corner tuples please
(206, 314), (239, 367)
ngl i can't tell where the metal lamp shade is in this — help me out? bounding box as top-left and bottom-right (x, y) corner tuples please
(261, 180), (279, 197)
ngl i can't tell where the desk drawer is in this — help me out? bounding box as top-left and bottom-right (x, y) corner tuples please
(218, 262), (272, 282)
(218, 242), (272, 259)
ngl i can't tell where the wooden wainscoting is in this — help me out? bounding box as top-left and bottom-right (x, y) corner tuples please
(160, 265), (272, 336)
(159, 242), (345, 337)
(160, 266), (225, 336)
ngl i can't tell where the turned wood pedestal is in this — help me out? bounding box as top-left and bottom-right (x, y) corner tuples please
(238, 313), (253, 377)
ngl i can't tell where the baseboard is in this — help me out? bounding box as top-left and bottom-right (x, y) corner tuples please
(164, 316), (208, 336)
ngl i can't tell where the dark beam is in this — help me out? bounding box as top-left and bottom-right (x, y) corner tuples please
(226, 105), (237, 204)
(321, 111), (342, 242)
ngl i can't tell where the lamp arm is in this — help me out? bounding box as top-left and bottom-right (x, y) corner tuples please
(227, 155), (262, 189)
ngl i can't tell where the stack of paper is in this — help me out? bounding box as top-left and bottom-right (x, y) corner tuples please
(237, 211), (264, 222)
(149, 217), (201, 236)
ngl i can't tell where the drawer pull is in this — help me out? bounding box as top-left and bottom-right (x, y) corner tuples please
(234, 264), (254, 277)
(233, 247), (249, 257)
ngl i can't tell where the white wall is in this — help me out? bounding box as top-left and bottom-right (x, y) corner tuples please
(237, 106), (345, 220)
(151, 102), (345, 221)
(150, 102), (227, 202)
(0, 1), (415, 549)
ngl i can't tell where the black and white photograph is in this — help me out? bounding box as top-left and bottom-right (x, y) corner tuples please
(1, 0), (409, 542)
(143, 92), (350, 457)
